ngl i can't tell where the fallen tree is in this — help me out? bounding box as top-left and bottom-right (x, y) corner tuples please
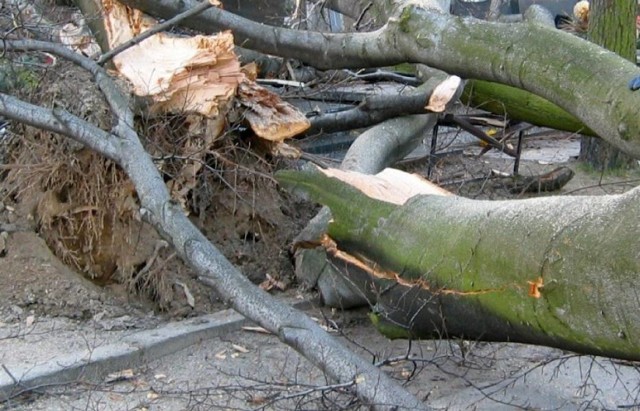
(3, 0), (640, 408)
(277, 165), (640, 361)
(0, 38), (427, 409)
(86, 0), (640, 344)
(0, 0), (434, 408)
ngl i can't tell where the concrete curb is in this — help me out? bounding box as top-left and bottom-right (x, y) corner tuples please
(0, 309), (248, 401)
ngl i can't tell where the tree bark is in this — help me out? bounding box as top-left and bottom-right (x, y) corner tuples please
(278, 166), (640, 361)
(580, 0), (638, 169)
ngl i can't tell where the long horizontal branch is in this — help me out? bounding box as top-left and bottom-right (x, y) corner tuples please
(0, 93), (120, 160)
(119, 0), (405, 69)
(394, 5), (640, 156)
(308, 83), (437, 134)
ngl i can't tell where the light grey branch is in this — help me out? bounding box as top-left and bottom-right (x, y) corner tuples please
(118, 0), (404, 69)
(1, 39), (134, 129)
(0, 93), (120, 160)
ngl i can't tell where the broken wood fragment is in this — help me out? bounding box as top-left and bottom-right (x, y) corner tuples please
(237, 80), (310, 142)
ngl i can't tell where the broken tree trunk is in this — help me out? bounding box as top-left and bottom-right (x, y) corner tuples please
(277, 166), (640, 361)
(0, 1), (424, 408)
(0, 38), (426, 409)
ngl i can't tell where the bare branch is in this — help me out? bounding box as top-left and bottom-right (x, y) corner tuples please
(308, 75), (462, 134)
(0, 93), (120, 160)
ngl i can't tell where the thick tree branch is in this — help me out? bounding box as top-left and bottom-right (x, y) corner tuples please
(295, 114), (437, 307)
(119, 0), (404, 69)
(1, 39), (134, 129)
(308, 77), (444, 134)
(0, 93), (120, 160)
(278, 166), (640, 360)
(394, 6), (640, 156)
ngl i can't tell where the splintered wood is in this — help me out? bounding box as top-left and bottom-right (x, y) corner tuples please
(99, 0), (309, 142)
(237, 80), (310, 142)
(320, 167), (452, 205)
(102, 0), (242, 117)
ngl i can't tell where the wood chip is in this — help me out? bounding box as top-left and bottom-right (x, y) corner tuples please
(232, 344), (249, 353)
(237, 80), (310, 142)
(105, 369), (135, 383)
(175, 281), (195, 308)
(242, 326), (271, 334)
(0, 232), (7, 257)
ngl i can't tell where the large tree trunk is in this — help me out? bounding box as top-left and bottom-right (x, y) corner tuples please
(11, 0), (640, 407)
(580, 0), (638, 169)
(277, 166), (640, 361)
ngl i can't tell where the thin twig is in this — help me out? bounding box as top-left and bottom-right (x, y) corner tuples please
(97, 0), (216, 65)
(2, 364), (19, 385)
(446, 114), (518, 157)
(256, 380), (356, 410)
(354, 2), (373, 31)
(0, 39), (133, 128)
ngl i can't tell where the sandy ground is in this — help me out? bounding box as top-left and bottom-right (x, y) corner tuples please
(3, 301), (640, 410)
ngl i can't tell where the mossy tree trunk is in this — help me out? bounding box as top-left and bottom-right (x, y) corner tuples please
(461, 79), (596, 136)
(580, 0), (638, 169)
(277, 166), (640, 361)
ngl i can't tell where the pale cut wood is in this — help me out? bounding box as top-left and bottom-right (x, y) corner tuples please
(100, 0), (242, 117)
(321, 167), (451, 205)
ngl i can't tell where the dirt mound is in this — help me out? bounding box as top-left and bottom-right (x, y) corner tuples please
(0, 59), (308, 316)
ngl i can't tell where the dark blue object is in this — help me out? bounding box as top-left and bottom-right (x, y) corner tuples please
(629, 75), (640, 91)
